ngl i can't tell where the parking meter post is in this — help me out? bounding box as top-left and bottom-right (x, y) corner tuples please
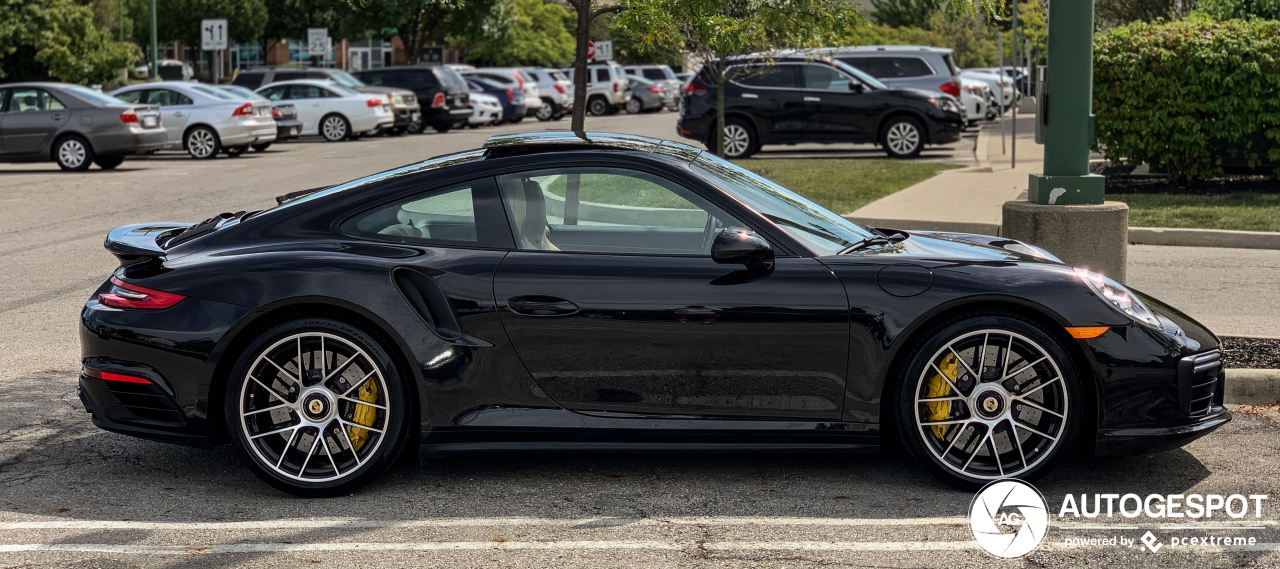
(149, 0), (158, 79)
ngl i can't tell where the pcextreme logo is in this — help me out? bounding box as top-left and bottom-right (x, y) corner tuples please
(969, 479), (1049, 558)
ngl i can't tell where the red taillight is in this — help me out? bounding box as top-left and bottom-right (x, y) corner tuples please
(940, 81), (961, 97)
(367, 98), (384, 108)
(647, 86), (663, 94)
(232, 102), (254, 117)
(120, 109), (140, 124)
(98, 277), (186, 310)
(271, 108), (282, 119)
(685, 82), (708, 96)
(84, 368), (152, 385)
(505, 88), (513, 101)
(431, 92), (446, 108)
(512, 72), (524, 88)
(613, 82), (620, 93)
(554, 84), (565, 94)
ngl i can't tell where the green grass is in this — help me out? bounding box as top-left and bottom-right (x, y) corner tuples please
(735, 158), (962, 214)
(1113, 193), (1280, 232)
(540, 173), (697, 209)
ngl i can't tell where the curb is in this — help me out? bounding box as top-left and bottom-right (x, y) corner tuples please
(1130, 227), (1280, 250)
(954, 126), (993, 173)
(1226, 369), (1280, 406)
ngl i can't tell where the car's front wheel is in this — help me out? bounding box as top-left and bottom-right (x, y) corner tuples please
(535, 99), (555, 121)
(880, 116), (924, 159)
(186, 126), (221, 159)
(320, 114), (349, 142)
(895, 312), (1081, 489)
(224, 317), (410, 497)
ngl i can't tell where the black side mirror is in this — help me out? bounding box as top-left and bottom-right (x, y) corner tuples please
(712, 227), (774, 274)
(849, 82), (865, 93)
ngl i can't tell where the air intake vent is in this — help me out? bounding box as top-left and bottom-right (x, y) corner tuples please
(1178, 350), (1222, 418)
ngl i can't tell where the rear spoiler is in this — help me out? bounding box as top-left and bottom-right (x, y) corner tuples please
(276, 186), (330, 205)
(104, 223), (192, 266)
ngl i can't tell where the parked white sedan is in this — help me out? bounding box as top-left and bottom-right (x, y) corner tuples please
(467, 92), (503, 127)
(111, 82), (277, 159)
(255, 80), (394, 142)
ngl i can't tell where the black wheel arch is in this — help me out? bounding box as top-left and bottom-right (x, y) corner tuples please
(874, 295), (1100, 454)
(205, 296), (424, 447)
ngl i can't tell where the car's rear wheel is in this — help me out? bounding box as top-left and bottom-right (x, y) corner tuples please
(186, 126), (221, 159)
(880, 116), (924, 159)
(588, 96), (609, 116)
(53, 135), (94, 171)
(93, 155), (125, 170)
(225, 317), (410, 497)
(718, 119), (757, 159)
(535, 99), (554, 121)
(225, 145), (248, 157)
(625, 98), (642, 114)
(895, 312), (1081, 489)
(320, 114), (349, 142)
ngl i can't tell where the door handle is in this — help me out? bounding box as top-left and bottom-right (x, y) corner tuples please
(507, 296), (579, 316)
(804, 96), (821, 102)
(51, 114), (63, 120)
(172, 111), (183, 117)
(741, 93), (758, 99)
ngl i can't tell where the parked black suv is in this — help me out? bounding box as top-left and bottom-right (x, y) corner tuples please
(676, 55), (964, 158)
(233, 67), (422, 134)
(354, 66), (473, 133)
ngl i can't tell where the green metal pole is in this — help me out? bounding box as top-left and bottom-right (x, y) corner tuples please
(1028, 0), (1106, 204)
(149, 0), (159, 79)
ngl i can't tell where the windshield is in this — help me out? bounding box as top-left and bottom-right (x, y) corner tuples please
(328, 71), (366, 88)
(831, 60), (888, 90)
(66, 86), (128, 106)
(689, 154), (872, 255)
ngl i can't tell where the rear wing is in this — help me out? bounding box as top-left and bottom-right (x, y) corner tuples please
(104, 223), (192, 266)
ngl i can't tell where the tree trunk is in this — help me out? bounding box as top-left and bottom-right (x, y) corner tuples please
(570, 1), (591, 133)
(715, 73), (726, 158)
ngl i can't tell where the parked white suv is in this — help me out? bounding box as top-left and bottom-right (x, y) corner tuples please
(111, 81), (277, 159)
(568, 61), (632, 116)
(521, 67), (573, 121)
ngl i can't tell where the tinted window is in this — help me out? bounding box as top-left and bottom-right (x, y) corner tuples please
(258, 86), (287, 101)
(882, 57), (934, 78)
(348, 184), (479, 245)
(114, 90), (144, 104)
(803, 64), (853, 90)
(839, 56), (884, 78)
(145, 89), (193, 106)
(729, 65), (799, 89)
(289, 85), (332, 99)
(642, 68), (667, 81)
(593, 68), (609, 82)
(8, 88), (66, 111)
(359, 70), (393, 86)
(434, 66), (467, 90)
(274, 71), (308, 82)
(232, 72), (264, 87)
(496, 167), (739, 255)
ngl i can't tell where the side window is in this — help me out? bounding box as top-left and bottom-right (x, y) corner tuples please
(274, 71), (306, 82)
(496, 168), (740, 256)
(730, 65), (799, 89)
(7, 88), (61, 112)
(642, 68), (666, 81)
(839, 57), (885, 78)
(114, 90), (144, 104)
(145, 90), (193, 106)
(289, 85), (325, 99)
(40, 91), (66, 110)
(232, 72), (263, 87)
(593, 68), (609, 83)
(803, 65), (853, 91)
(883, 57), (933, 78)
(343, 180), (509, 248)
(359, 71), (384, 85)
(258, 86), (286, 101)
(0, 90), (8, 112)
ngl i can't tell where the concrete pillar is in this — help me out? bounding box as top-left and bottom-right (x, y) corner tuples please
(1002, 201), (1129, 282)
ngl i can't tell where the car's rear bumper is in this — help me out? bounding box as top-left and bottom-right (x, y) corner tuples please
(426, 107), (472, 127)
(275, 119), (303, 140)
(93, 128), (167, 156)
(220, 123), (277, 147)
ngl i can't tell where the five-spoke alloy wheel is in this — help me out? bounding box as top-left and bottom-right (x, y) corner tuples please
(896, 313), (1080, 489)
(880, 116), (924, 159)
(226, 318), (408, 496)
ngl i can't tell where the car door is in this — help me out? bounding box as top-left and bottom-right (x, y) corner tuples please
(802, 63), (878, 142)
(0, 87), (70, 156)
(287, 84), (330, 134)
(144, 89), (193, 145)
(490, 165), (850, 420)
(725, 63), (810, 139)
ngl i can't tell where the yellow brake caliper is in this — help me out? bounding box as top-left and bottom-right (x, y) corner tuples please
(346, 379), (380, 452)
(926, 353), (959, 440)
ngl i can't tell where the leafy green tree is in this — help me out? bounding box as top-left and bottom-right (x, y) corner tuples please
(615, 0), (866, 156)
(0, 0), (140, 83)
(1196, 0), (1280, 20)
(871, 0), (942, 28)
(464, 0), (574, 66)
(257, 0), (350, 62)
(340, 0), (504, 64)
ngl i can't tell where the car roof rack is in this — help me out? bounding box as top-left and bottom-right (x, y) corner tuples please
(482, 132), (704, 161)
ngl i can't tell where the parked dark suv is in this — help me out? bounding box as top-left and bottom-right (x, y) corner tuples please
(677, 55), (964, 158)
(353, 66), (473, 133)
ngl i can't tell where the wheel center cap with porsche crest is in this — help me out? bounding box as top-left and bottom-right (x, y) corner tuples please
(301, 390), (333, 421)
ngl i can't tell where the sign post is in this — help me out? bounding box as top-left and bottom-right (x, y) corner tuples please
(201, 19), (228, 84)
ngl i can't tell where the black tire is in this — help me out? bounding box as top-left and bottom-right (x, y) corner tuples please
(406, 117), (425, 134)
(880, 116), (925, 159)
(53, 135), (94, 171)
(252, 143), (272, 152)
(714, 118), (758, 159)
(185, 126), (221, 159)
(320, 114), (350, 142)
(535, 99), (554, 121)
(224, 317), (411, 497)
(894, 311), (1082, 490)
(588, 96), (609, 116)
(432, 123), (450, 133)
(224, 145), (247, 157)
(92, 155), (125, 170)
(625, 98), (642, 114)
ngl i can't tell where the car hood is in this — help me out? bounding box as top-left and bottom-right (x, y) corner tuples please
(821, 229), (1063, 265)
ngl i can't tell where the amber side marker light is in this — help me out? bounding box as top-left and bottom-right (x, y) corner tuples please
(1065, 326), (1111, 339)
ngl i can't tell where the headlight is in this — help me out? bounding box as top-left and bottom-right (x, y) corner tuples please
(1074, 268), (1162, 329)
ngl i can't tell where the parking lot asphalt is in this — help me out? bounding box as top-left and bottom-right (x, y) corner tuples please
(1, 113), (1276, 568)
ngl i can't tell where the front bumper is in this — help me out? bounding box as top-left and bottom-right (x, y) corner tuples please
(927, 113), (964, 145)
(392, 106), (422, 128)
(1095, 407), (1230, 455)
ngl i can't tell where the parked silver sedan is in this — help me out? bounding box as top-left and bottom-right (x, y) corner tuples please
(111, 82), (276, 159)
(0, 82), (165, 171)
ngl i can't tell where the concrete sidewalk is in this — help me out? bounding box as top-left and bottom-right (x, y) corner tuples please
(846, 116), (1040, 235)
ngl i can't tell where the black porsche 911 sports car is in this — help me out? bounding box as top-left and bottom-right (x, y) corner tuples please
(79, 132), (1228, 496)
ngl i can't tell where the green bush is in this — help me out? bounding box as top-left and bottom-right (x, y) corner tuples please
(1195, 0), (1280, 21)
(1093, 18), (1280, 179)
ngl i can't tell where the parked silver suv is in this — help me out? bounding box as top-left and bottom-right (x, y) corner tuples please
(819, 46), (962, 101)
(567, 61), (632, 116)
(623, 64), (681, 111)
(520, 67), (573, 121)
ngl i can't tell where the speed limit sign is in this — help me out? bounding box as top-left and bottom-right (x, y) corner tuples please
(307, 28), (329, 56)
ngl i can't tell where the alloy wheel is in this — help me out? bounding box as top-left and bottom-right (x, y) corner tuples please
(589, 99), (608, 116)
(722, 124), (751, 157)
(886, 122), (921, 156)
(322, 116), (347, 141)
(535, 103), (553, 121)
(237, 332), (392, 484)
(911, 329), (1069, 481)
(187, 129), (217, 158)
(58, 139), (86, 169)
